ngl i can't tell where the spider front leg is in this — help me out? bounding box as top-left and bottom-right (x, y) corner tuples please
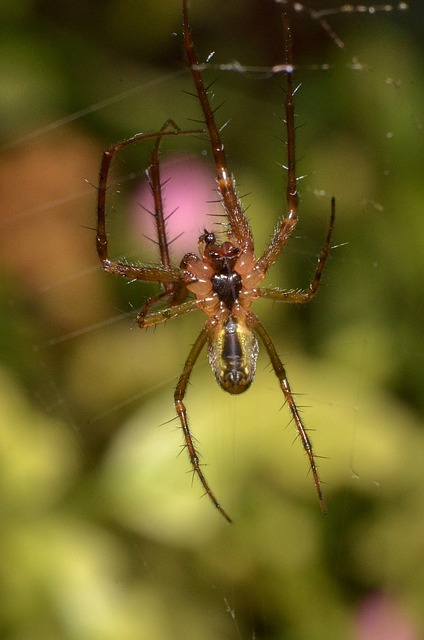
(174, 325), (233, 524)
(137, 298), (198, 328)
(136, 122), (195, 323)
(182, 0), (254, 251)
(249, 314), (327, 514)
(96, 120), (203, 284)
(137, 255), (210, 329)
(255, 14), (300, 274)
(259, 198), (335, 304)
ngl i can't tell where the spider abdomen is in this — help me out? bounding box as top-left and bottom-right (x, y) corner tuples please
(208, 315), (258, 394)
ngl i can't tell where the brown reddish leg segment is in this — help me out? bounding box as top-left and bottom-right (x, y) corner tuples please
(182, 0), (254, 252)
(174, 326), (233, 523)
(96, 120), (203, 283)
(248, 313), (327, 515)
(258, 198), (335, 304)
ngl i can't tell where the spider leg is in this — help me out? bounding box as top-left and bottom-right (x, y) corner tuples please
(182, 0), (254, 251)
(137, 298), (198, 328)
(96, 119), (204, 281)
(136, 284), (187, 324)
(146, 123), (178, 274)
(99, 260), (185, 283)
(256, 13), (299, 273)
(174, 325), (233, 523)
(248, 313), (327, 514)
(136, 123), (196, 320)
(258, 197), (335, 303)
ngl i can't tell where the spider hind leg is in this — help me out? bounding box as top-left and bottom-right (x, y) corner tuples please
(249, 314), (328, 514)
(174, 325), (233, 524)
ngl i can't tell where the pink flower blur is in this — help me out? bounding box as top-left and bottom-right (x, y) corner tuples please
(131, 155), (220, 261)
(355, 592), (418, 640)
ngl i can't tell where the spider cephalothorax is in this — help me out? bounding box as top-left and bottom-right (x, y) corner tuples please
(96, 0), (335, 523)
(183, 231), (262, 395)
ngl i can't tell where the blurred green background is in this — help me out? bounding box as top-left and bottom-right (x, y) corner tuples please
(0, 1), (423, 639)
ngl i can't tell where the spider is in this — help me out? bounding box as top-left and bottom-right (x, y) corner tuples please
(96, 0), (335, 523)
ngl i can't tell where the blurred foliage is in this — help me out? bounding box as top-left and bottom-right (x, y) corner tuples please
(0, 1), (423, 639)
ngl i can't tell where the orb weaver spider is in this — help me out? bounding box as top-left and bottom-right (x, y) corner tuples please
(96, 0), (335, 523)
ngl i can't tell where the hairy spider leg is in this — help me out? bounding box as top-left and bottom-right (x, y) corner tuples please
(174, 326), (233, 523)
(136, 122), (196, 325)
(258, 197), (335, 303)
(248, 313), (327, 514)
(182, 0), (254, 251)
(256, 14), (299, 273)
(96, 120), (203, 284)
(248, 14), (334, 512)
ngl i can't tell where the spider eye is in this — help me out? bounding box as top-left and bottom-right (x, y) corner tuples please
(201, 230), (215, 245)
